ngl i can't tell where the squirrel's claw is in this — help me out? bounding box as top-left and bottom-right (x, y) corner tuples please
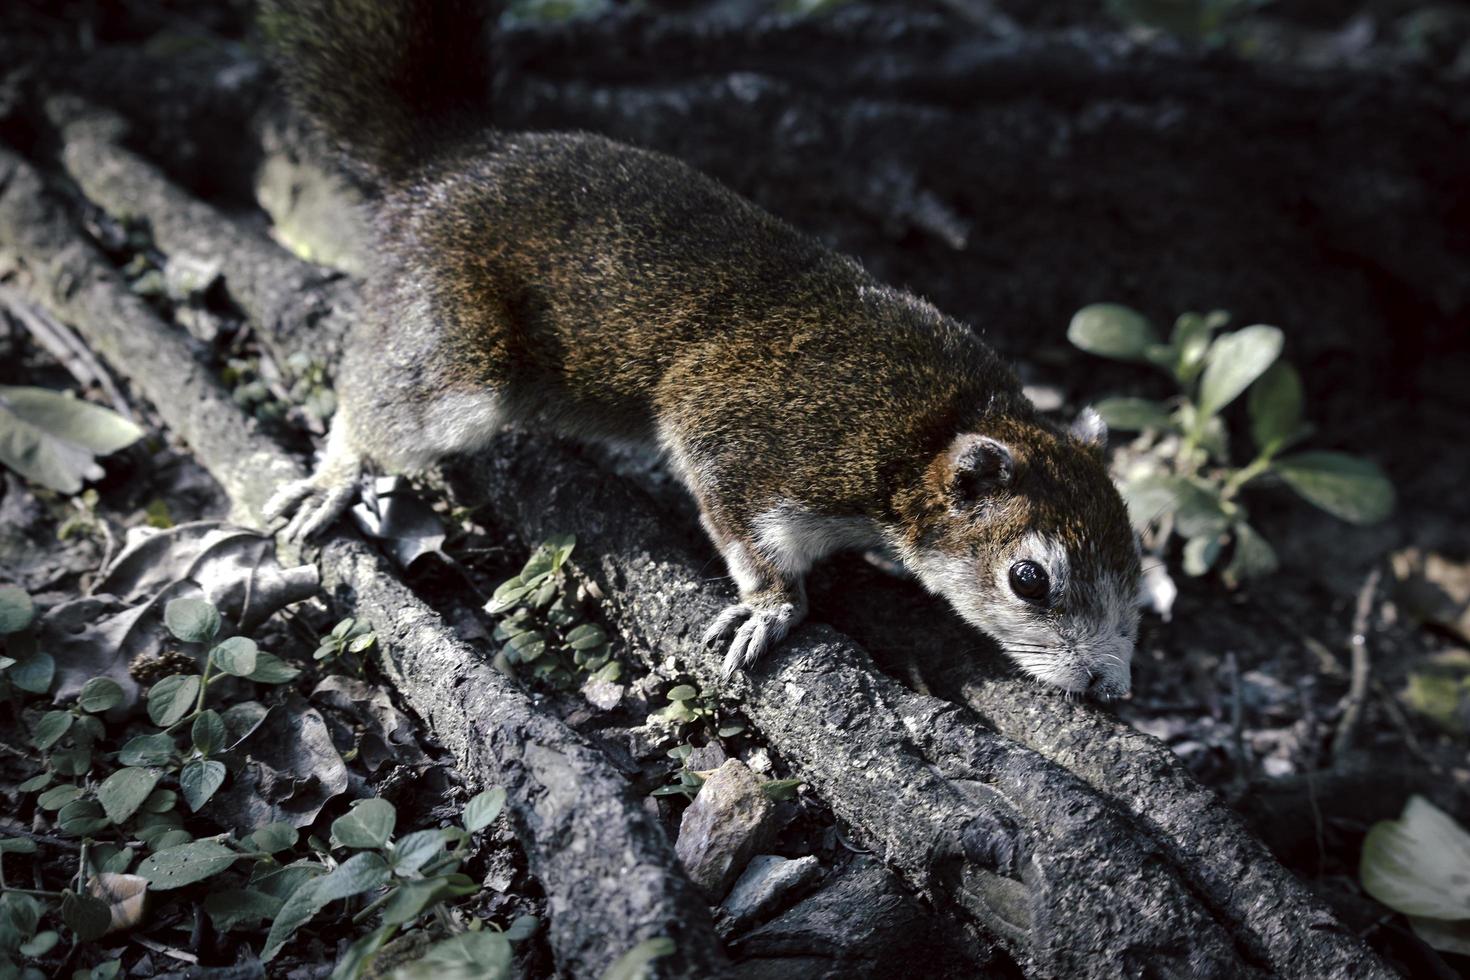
(709, 601), (800, 680)
(265, 477), (359, 541)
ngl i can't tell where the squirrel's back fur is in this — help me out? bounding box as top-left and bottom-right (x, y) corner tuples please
(262, 0), (1142, 695)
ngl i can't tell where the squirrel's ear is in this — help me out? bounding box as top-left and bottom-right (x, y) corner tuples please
(944, 434), (1014, 506)
(1070, 407), (1107, 452)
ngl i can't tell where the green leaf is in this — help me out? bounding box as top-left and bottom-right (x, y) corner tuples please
(264, 853), (390, 961)
(600, 937), (676, 980)
(593, 660), (623, 683)
(566, 623), (607, 650)
(143, 788), (178, 813)
(164, 597), (221, 643)
(97, 767), (161, 824)
(1182, 535), (1222, 577)
(1222, 522), (1278, 585)
(1168, 310), (1225, 383)
(332, 925), (394, 980)
(666, 685), (698, 702)
(1196, 325), (1283, 419)
(505, 630), (546, 662)
(118, 733), (178, 767)
(147, 674), (201, 727)
(148, 829), (193, 851)
(0, 837), (39, 855)
(485, 577), (533, 615)
(347, 632), (377, 654)
(137, 840), (241, 890)
(10, 649), (55, 694)
(180, 760), (227, 812)
(1092, 397), (1176, 433)
(60, 890), (112, 942)
(463, 787), (506, 833)
(380, 876), (454, 927)
(18, 771), (53, 792)
(57, 798), (109, 835)
(392, 930), (512, 980)
(37, 784), (82, 810)
(32, 710), (73, 750)
(192, 709), (226, 756)
(77, 677), (124, 713)
(243, 823), (299, 854)
(761, 778), (803, 801)
(544, 532), (576, 566)
(717, 723), (746, 738)
(1247, 361), (1304, 455)
(0, 385), (144, 494)
(209, 637), (258, 677)
(1274, 451), (1395, 525)
(333, 798), (396, 849)
(391, 829), (446, 876)
(1361, 795), (1470, 921)
(1168, 479), (1231, 538)
(71, 713), (105, 748)
(0, 586), (34, 634)
(51, 745), (93, 777)
(18, 929), (58, 957)
(1067, 304), (1156, 361)
(1400, 652), (1470, 735)
(504, 914), (539, 942)
(247, 652), (302, 684)
(204, 888), (284, 932)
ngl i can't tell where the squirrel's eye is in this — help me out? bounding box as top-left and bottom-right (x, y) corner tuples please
(1008, 560), (1049, 603)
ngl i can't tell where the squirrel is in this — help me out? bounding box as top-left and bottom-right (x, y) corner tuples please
(260, 0), (1142, 697)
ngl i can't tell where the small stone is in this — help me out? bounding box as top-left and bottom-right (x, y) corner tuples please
(676, 759), (779, 901)
(744, 747), (774, 775)
(719, 854), (822, 934)
(581, 675), (624, 711)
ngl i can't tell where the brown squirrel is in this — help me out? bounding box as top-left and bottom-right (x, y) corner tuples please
(261, 0), (1142, 697)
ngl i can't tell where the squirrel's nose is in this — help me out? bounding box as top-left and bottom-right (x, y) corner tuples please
(1087, 675), (1131, 702)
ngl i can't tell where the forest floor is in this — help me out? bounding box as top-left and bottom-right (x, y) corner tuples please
(2, 0), (1469, 978)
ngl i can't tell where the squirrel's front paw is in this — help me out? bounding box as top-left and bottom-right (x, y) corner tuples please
(263, 476), (359, 541)
(704, 601), (802, 680)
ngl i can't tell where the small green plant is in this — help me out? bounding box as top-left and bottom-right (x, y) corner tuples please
(315, 617), (378, 674)
(485, 534), (622, 689)
(650, 743), (707, 801)
(1359, 795), (1470, 955)
(648, 683), (753, 801)
(1068, 304), (1395, 586)
(253, 787), (528, 976)
(4, 596), (303, 970)
(0, 585), (52, 696)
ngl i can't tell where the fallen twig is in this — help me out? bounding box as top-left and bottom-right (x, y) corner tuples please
(1332, 567), (1382, 763)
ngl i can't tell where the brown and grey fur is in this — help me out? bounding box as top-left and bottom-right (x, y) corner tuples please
(262, 0), (1142, 696)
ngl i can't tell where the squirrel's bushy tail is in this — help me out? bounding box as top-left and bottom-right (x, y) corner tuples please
(260, 0), (494, 184)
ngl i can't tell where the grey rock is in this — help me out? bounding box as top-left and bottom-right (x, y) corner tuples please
(686, 740), (729, 772)
(719, 854), (822, 934)
(676, 759), (778, 901)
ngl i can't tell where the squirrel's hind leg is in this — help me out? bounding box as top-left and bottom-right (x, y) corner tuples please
(264, 406), (364, 540)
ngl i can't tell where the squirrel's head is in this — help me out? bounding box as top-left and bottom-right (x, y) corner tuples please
(903, 409), (1142, 699)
